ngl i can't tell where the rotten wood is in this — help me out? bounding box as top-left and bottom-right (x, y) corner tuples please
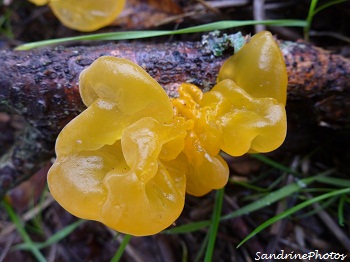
(0, 37), (349, 196)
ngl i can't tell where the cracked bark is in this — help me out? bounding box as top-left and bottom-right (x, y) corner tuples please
(0, 37), (349, 196)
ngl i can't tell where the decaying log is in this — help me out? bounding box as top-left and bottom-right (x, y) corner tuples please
(0, 36), (349, 196)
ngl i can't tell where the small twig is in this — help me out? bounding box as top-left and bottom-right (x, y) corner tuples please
(253, 0), (266, 32)
(196, 0), (221, 14)
(47, 243), (58, 262)
(309, 30), (350, 44)
(307, 193), (350, 251)
(0, 234), (15, 262)
(211, 0), (249, 8)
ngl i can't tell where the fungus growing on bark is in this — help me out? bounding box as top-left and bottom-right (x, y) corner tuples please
(48, 31), (287, 236)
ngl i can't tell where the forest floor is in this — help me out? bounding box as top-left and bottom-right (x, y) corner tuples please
(0, 1), (350, 261)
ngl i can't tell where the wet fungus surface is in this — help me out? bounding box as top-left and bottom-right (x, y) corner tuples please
(47, 31), (287, 236)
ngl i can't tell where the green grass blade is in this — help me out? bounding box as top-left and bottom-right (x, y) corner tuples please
(306, 0), (319, 23)
(163, 220), (210, 234)
(314, 176), (350, 187)
(165, 170), (333, 234)
(295, 196), (338, 219)
(236, 187), (350, 248)
(338, 195), (346, 226)
(180, 240), (189, 262)
(15, 30), (172, 50)
(304, 0), (319, 40)
(194, 231), (210, 262)
(169, 19), (307, 34)
(250, 154), (298, 175)
(221, 173), (329, 221)
(313, 0), (349, 16)
(304, 0), (349, 40)
(110, 234), (132, 262)
(204, 188), (224, 262)
(2, 200), (46, 262)
(16, 19), (307, 50)
(14, 219), (85, 250)
(37, 219), (84, 249)
(231, 180), (270, 193)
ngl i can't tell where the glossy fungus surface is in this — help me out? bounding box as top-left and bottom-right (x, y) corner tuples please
(48, 31), (287, 236)
(217, 31), (288, 105)
(28, 0), (48, 5)
(29, 0), (125, 32)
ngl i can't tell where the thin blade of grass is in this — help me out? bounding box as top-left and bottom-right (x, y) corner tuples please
(16, 19), (307, 50)
(204, 188), (224, 262)
(163, 220), (210, 234)
(231, 180), (270, 193)
(168, 19), (307, 34)
(2, 200), (46, 262)
(165, 170), (333, 234)
(221, 171), (334, 221)
(236, 187), (350, 248)
(304, 0), (319, 40)
(338, 195), (346, 226)
(15, 30), (171, 50)
(313, 0), (349, 16)
(180, 239), (189, 262)
(14, 219), (85, 250)
(194, 231), (209, 262)
(295, 195), (338, 219)
(314, 176), (350, 187)
(110, 234), (132, 262)
(250, 154), (299, 175)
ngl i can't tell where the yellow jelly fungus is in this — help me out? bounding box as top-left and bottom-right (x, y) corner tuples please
(48, 31), (287, 236)
(28, 0), (48, 5)
(217, 31), (288, 105)
(28, 0), (125, 32)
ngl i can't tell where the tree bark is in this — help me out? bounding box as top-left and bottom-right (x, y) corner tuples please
(0, 37), (349, 196)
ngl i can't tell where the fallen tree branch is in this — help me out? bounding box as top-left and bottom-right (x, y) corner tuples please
(0, 36), (349, 196)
